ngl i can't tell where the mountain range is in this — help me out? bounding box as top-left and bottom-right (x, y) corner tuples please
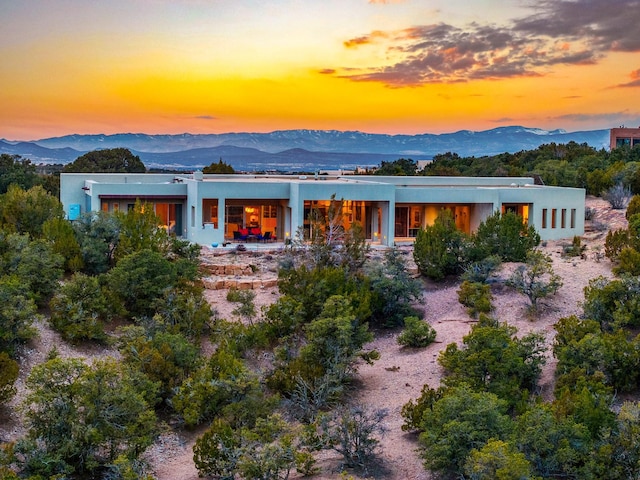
(0, 126), (610, 171)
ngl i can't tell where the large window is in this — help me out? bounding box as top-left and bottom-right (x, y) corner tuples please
(202, 199), (219, 228)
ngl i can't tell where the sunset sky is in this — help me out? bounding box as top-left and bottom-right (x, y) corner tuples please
(2, 0), (639, 140)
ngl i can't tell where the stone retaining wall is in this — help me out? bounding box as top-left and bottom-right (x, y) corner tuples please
(200, 263), (257, 276)
(202, 277), (278, 290)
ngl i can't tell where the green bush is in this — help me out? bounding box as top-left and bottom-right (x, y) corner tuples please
(514, 402), (592, 478)
(397, 316), (436, 348)
(106, 249), (179, 319)
(415, 385), (514, 475)
(0, 275), (38, 357)
(19, 357), (157, 478)
(439, 316), (546, 406)
(470, 211), (540, 262)
(583, 276), (640, 329)
(605, 229), (630, 261)
(626, 195), (640, 220)
(194, 415), (310, 480)
(227, 288), (257, 324)
(118, 327), (201, 403)
(42, 217), (84, 273)
(152, 284), (212, 339)
(49, 272), (110, 343)
(464, 439), (537, 480)
(461, 255), (502, 283)
(613, 247), (640, 276)
(366, 248), (423, 327)
(562, 236), (586, 258)
(413, 209), (468, 280)
(0, 352), (18, 405)
(172, 348), (260, 427)
(401, 385), (444, 432)
(457, 281), (493, 318)
(506, 250), (562, 313)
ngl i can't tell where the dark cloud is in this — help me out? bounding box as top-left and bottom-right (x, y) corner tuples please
(514, 0), (640, 52)
(333, 0), (640, 86)
(318, 68), (336, 75)
(195, 115), (217, 120)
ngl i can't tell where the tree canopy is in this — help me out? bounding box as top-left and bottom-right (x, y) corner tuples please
(63, 148), (146, 173)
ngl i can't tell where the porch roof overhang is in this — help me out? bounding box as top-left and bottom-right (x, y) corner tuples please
(98, 194), (187, 201)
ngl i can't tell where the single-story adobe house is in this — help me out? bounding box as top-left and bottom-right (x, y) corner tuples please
(60, 172), (585, 246)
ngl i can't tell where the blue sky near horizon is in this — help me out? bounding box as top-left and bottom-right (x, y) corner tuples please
(1, 0), (639, 140)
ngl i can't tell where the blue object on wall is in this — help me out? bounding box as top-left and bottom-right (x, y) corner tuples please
(68, 204), (81, 220)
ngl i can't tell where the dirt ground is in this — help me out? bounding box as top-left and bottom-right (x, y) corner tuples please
(1, 196), (626, 480)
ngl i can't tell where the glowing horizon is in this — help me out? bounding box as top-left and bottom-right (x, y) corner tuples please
(2, 0), (639, 141)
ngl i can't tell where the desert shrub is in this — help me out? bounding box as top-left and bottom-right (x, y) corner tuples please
(401, 385), (445, 432)
(595, 402), (640, 480)
(227, 288), (257, 324)
(584, 206), (596, 220)
(307, 405), (387, 472)
(0, 275), (38, 357)
(605, 229), (631, 261)
(267, 295), (377, 399)
(464, 439), (536, 480)
(172, 348), (262, 427)
(286, 374), (344, 424)
(460, 255), (502, 283)
(103, 455), (155, 480)
(106, 249), (179, 319)
(457, 281), (493, 318)
(562, 236), (586, 258)
(193, 419), (241, 479)
(277, 265), (372, 326)
(49, 272), (110, 343)
(260, 296), (306, 344)
(0, 185), (64, 238)
(470, 211), (540, 262)
(19, 357), (157, 478)
(114, 200), (170, 261)
(3, 236), (64, 306)
(439, 316), (546, 407)
(604, 183), (632, 209)
(413, 209), (468, 280)
(299, 295), (376, 376)
(613, 247), (640, 276)
(583, 276), (640, 330)
(366, 248), (423, 327)
(514, 402), (592, 478)
(626, 195), (640, 220)
(118, 327), (201, 403)
(415, 385), (514, 475)
(42, 217), (84, 273)
(586, 168), (613, 196)
(194, 415), (311, 480)
(507, 250), (562, 313)
(72, 211), (121, 275)
(152, 283), (212, 339)
(553, 374), (616, 438)
(554, 316), (640, 392)
(397, 316), (436, 348)
(0, 352), (19, 405)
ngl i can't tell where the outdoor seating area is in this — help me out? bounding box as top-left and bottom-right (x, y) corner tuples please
(232, 227), (275, 243)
